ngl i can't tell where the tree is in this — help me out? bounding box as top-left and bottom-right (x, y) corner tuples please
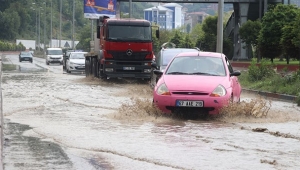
(76, 24), (92, 51)
(291, 10), (300, 62)
(239, 20), (261, 60)
(180, 34), (194, 48)
(197, 16), (218, 52)
(186, 24), (191, 33)
(190, 23), (204, 48)
(281, 24), (299, 64)
(258, 4), (299, 63)
(169, 30), (184, 48)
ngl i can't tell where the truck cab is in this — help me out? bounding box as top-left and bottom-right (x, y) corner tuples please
(85, 16), (159, 80)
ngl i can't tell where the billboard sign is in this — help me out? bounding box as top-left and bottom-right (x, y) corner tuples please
(84, 0), (116, 19)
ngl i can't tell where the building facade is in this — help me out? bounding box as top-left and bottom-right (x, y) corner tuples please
(144, 3), (184, 30)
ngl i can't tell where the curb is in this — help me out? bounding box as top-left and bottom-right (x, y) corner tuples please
(242, 88), (297, 103)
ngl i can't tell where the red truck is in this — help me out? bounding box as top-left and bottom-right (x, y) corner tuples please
(85, 16), (159, 80)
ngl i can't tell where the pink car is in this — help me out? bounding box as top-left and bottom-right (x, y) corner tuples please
(152, 51), (242, 117)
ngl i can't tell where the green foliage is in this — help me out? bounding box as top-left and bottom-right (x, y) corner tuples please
(180, 34), (194, 48)
(0, 40), (25, 51)
(247, 58), (276, 81)
(76, 24), (92, 51)
(239, 20), (261, 47)
(169, 30), (184, 48)
(197, 16), (218, 51)
(258, 4), (299, 62)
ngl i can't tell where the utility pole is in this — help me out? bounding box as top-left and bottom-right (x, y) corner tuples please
(50, 0), (52, 47)
(72, 0), (75, 50)
(59, 0), (62, 48)
(44, 1), (46, 52)
(39, 8), (41, 51)
(216, 0), (224, 53)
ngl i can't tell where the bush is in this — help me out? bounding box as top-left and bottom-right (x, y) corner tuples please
(247, 58), (276, 81)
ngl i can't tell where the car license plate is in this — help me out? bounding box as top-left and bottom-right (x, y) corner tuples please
(24, 58), (29, 60)
(176, 100), (203, 107)
(123, 67), (135, 70)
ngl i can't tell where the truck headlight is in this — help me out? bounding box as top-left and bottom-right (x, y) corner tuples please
(144, 69), (151, 73)
(105, 68), (113, 72)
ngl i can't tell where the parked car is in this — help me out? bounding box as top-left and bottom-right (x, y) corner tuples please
(152, 51), (241, 118)
(65, 52), (87, 73)
(19, 51), (33, 63)
(63, 49), (75, 69)
(151, 48), (200, 85)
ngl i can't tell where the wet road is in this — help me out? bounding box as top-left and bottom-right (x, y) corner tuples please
(1, 54), (300, 170)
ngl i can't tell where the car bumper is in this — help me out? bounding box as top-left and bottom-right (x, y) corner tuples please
(48, 58), (63, 63)
(69, 65), (85, 72)
(20, 57), (32, 61)
(153, 92), (232, 114)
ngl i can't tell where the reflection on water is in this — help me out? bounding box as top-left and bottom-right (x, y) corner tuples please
(3, 122), (73, 169)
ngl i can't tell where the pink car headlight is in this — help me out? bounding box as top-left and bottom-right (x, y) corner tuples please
(210, 85), (226, 97)
(157, 83), (171, 95)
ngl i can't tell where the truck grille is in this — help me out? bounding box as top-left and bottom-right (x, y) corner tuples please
(107, 51), (151, 61)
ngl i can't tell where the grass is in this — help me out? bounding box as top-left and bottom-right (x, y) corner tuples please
(233, 58), (300, 65)
(2, 63), (16, 71)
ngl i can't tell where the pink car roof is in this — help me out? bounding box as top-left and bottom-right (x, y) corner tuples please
(176, 51), (225, 58)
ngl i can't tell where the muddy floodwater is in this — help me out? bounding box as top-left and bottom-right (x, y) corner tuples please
(1, 54), (300, 170)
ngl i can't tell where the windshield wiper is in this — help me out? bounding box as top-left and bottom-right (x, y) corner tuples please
(190, 72), (218, 76)
(167, 72), (188, 75)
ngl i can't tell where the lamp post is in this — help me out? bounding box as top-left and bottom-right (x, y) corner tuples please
(50, 0), (52, 48)
(72, 0), (75, 50)
(31, 6), (38, 50)
(39, 8), (42, 51)
(31, 3), (38, 50)
(59, 0), (62, 48)
(216, 0), (224, 53)
(44, 1), (46, 52)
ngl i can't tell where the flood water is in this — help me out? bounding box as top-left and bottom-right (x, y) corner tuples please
(1, 54), (300, 170)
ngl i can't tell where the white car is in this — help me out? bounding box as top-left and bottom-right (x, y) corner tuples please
(66, 52), (87, 73)
(45, 48), (63, 65)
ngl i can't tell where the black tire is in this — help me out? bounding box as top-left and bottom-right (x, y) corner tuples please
(85, 59), (90, 77)
(93, 58), (98, 78)
(99, 64), (106, 79)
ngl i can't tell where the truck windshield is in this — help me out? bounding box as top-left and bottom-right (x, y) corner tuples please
(107, 26), (151, 41)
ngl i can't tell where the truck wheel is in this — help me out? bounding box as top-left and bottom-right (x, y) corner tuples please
(93, 58), (98, 78)
(85, 59), (90, 77)
(99, 64), (106, 79)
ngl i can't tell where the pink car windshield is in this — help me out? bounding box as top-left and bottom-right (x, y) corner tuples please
(166, 56), (226, 76)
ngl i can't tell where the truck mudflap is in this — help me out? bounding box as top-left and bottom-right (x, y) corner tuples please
(103, 60), (152, 79)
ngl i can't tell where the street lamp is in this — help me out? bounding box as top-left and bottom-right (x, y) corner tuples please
(59, 0), (62, 48)
(39, 7), (43, 51)
(31, 5), (38, 50)
(43, 1), (46, 52)
(50, 0), (52, 48)
(31, 3), (38, 50)
(72, 0), (75, 50)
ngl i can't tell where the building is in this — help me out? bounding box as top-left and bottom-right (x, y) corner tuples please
(144, 3), (184, 30)
(144, 6), (173, 30)
(185, 12), (210, 27)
